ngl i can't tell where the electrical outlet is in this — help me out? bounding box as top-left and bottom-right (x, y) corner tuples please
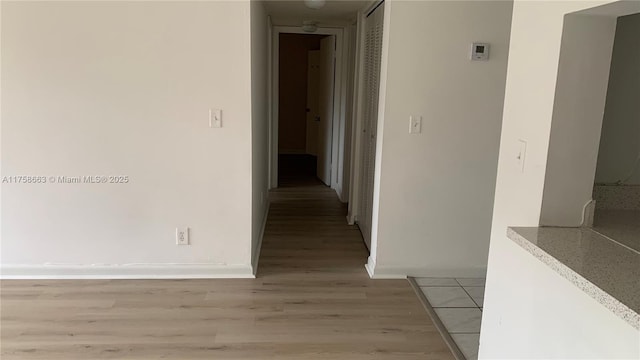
(176, 227), (189, 245)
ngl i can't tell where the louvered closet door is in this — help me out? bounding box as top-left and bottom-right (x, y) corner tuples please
(358, 2), (384, 251)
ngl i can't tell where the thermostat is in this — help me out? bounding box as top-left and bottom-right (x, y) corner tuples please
(471, 43), (489, 61)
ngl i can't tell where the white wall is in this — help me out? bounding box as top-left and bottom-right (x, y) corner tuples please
(250, 0), (270, 270)
(539, 14), (617, 226)
(1, 1), (255, 277)
(595, 13), (640, 185)
(483, 238), (639, 358)
(367, 0), (513, 278)
(481, 1), (640, 357)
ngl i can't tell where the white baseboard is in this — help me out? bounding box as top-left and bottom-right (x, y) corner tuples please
(346, 212), (357, 225)
(251, 200), (270, 275)
(334, 185), (346, 203)
(4, 202), (274, 280)
(0, 263), (255, 280)
(364, 256), (486, 279)
(365, 256), (407, 279)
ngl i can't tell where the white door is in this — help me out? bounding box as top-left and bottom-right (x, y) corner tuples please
(358, 4), (384, 250)
(317, 36), (336, 186)
(306, 50), (320, 156)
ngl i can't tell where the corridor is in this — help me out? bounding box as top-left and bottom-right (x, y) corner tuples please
(254, 154), (454, 358)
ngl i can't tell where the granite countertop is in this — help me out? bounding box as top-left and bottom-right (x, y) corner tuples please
(593, 209), (640, 252)
(507, 227), (640, 330)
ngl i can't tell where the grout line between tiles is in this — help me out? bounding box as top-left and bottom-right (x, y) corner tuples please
(460, 286), (482, 309)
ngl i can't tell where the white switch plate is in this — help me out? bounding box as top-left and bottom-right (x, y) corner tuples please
(516, 139), (527, 172)
(176, 227), (189, 245)
(209, 108), (222, 128)
(409, 115), (422, 134)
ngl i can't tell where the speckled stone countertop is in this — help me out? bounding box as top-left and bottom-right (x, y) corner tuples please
(593, 210), (640, 253)
(507, 227), (640, 330)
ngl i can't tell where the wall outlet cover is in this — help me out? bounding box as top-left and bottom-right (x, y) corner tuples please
(176, 227), (189, 245)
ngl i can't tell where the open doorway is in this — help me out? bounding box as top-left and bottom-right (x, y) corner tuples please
(270, 26), (349, 194)
(260, 22), (367, 277)
(276, 33), (335, 187)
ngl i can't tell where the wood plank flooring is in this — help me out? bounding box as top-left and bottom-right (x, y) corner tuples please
(1, 158), (453, 359)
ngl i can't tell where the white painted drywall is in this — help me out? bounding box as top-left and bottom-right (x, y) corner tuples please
(595, 13), (640, 185)
(250, 0), (270, 270)
(1, 1), (254, 277)
(539, 14), (617, 226)
(367, 0), (513, 278)
(481, 1), (640, 357)
(482, 238), (639, 358)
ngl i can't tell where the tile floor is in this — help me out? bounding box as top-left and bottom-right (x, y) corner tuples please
(416, 277), (486, 360)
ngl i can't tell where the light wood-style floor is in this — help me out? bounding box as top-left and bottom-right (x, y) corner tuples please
(0, 156), (453, 359)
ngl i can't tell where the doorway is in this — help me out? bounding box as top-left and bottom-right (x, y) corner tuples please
(270, 27), (347, 192)
(276, 33), (334, 186)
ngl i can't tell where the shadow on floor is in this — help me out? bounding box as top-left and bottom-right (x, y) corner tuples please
(277, 154), (323, 188)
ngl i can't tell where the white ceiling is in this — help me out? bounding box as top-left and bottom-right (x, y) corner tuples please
(264, 0), (370, 26)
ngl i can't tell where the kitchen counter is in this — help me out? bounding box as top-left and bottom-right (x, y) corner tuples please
(593, 209), (640, 252)
(507, 226), (640, 329)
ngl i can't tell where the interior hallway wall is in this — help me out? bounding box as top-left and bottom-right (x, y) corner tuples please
(250, 0), (270, 269)
(367, 0), (513, 278)
(1, 1), (255, 277)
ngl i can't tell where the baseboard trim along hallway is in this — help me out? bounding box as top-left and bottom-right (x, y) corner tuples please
(365, 256), (487, 280)
(251, 200), (271, 275)
(0, 263), (256, 280)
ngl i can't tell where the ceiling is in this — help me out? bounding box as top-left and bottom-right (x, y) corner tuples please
(264, 0), (370, 26)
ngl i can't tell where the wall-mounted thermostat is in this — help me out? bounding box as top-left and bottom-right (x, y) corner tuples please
(471, 43), (490, 61)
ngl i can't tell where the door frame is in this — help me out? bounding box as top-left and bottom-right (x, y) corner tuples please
(269, 26), (345, 192)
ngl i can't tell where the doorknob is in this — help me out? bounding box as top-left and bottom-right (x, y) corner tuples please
(314, 116), (320, 122)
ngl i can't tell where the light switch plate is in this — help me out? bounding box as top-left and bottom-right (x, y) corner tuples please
(409, 115), (422, 134)
(517, 139), (527, 172)
(209, 108), (222, 128)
